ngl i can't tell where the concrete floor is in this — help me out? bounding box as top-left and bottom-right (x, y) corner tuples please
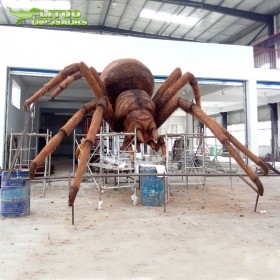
(0, 158), (280, 280)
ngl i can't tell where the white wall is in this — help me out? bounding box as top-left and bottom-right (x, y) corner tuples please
(6, 76), (27, 134)
(0, 26), (255, 77)
(1, 26), (280, 166)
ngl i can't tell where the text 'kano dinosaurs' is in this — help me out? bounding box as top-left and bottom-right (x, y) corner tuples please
(23, 58), (268, 206)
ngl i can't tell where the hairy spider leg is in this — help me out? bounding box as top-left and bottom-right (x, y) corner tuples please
(153, 68), (182, 103)
(153, 69), (201, 109)
(24, 61), (119, 204)
(156, 96), (267, 196)
(69, 98), (108, 206)
(152, 70), (202, 159)
(79, 63), (104, 98)
(153, 72), (267, 179)
(51, 64), (104, 100)
(29, 100), (100, 178)
(24, 61), (107, 176)
(50, 71), (82, 99)
(24, 63), (81, 109)
(23, 62), (104, 109)
(219, 126), (268, 176)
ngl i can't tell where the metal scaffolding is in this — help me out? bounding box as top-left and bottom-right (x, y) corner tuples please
(73, 130), (137, 192)
(9, 130), (51, 174)
(8, 130), (52, 196)
(165, 133), (206, 190)
(7, 105), (52, 196)
(164, 133), (237, 194)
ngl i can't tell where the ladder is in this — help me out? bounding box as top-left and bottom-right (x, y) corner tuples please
(8, 105), (52, 196)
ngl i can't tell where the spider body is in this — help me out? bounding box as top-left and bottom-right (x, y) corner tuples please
(101, 58), (154, 102)
(101, 59), (157, 141)
(23, 58), (268, 206)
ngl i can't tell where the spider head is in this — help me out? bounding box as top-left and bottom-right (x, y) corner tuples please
(124, 110), (158, 143)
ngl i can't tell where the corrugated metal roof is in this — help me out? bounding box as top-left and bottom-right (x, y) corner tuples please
(1, 0), (280, 46)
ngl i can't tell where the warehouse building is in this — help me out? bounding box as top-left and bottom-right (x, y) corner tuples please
(0, 1), (280, 279)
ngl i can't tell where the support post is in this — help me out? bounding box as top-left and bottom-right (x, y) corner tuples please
(72, 204), (75, 225)
(164, 173), (166, 213)
(68, 174), (75, 225)
(268, 103), (279, 160)
(254, 194), (260, 213)
(220, 112), (227, 153)
(245, 79), (259, 163)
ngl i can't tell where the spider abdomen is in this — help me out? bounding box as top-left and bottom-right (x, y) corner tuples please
(100, 58), (154, 105)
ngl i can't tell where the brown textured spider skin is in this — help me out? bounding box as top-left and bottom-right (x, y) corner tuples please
(101, 58), (155, 103)
(23, 58), (268, 206)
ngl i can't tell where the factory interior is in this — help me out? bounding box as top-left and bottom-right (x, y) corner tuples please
(0, 1), (280, 279)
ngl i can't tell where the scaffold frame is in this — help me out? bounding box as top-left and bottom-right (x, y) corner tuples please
(8, 130), (52, 196)
(73, 129), (137, 193)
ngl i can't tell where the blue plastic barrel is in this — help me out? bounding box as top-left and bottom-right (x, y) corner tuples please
(0, 170), (30, 217)
(139, 166), (164, 206)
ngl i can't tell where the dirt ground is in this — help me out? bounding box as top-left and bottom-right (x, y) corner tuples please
(0, 163), (280, 280)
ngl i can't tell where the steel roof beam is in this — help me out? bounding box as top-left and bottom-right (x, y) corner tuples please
(156, 0), (272, 23)
(5, 24), (279, 47)
(155, 0), (274, 34)
(100, 0), (113, 25)
(74, 25), (196, 41)
(254, 32), (280, 48)
(3, 24), (196, 42)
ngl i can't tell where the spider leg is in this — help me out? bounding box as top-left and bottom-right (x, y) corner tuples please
(219, 126), (268, 174)
(51, 65), (104, 100)
(79, 63), (104, 98)
(156, 96), (267, 196)
(28, 99), (101, 178)
(24, 63), (80, 109)
(23, 62), (104, 109)
(178, 99), (268, 176)
(69, 97), (109, 206)
(50, 71), (82, 99)
(153, 68), (182, 103)
(153, 69), (201, 108)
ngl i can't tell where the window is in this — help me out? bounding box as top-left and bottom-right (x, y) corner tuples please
(227, 123), (245, 146)
(258, 121), (271, 146)
(12, 79), (21, 109)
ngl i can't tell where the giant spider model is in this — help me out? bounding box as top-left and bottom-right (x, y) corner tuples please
(23, 58), (268, 206)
